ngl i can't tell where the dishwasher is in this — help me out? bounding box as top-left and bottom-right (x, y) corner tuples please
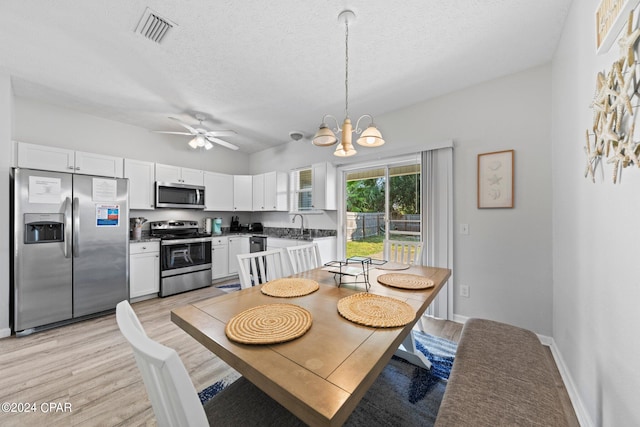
(249, 235), (268, 283)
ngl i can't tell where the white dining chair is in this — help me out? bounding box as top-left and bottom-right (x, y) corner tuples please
(384, 240), (424, 265)
(236, 248), (289, 289)
(115, 300), (209, 427)
(286, 243), (322, 274)
(116, 300), (304, 426)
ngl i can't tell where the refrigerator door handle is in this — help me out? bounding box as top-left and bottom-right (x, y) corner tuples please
(73, 197), (80, 257)
(64, 197), (72, 258)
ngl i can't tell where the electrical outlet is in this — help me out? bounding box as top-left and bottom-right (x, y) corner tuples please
(460, 285), (470, 298)
(460, 224), (469, 235)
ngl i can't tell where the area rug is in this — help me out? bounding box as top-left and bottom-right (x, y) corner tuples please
(198, 330), (457, 426)
(214, 283), (241, 293)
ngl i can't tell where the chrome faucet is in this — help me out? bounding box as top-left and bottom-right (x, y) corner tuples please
(291, 213), (304, 236)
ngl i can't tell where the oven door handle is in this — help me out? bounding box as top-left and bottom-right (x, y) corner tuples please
(161, 237), (212, 245)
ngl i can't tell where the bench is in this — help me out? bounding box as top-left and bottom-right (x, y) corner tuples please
(435, 318), (570, 426)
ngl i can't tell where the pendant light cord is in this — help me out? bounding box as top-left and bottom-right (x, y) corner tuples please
(345, 16), (349, 119)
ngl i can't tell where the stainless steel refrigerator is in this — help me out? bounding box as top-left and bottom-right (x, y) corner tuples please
(12, 168), (129, 335)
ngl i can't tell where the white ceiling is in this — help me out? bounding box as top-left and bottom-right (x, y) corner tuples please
(0, 0), (572, 154)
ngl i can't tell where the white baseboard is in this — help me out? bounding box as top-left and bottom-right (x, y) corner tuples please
(452, 313), (469, 324)
(0, 327), (11, 339)
(548, 338), (594, 427)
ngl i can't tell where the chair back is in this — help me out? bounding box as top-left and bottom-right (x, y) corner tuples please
(236, 248), (288, 289)
(115, 301), (208, 427)
(384, 240), (424, 265)
(286, 243), (322, 274)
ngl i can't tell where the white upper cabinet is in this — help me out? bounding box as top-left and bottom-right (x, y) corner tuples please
(233, 175), (253, 211)
(291, 162), (336, 211)
(125, 159), (155, 210)
(155, 163), (204, 186)
(17, 142), (74, 173)
(252, 173), (265, 211)
(16, 142), (123, 177)
(312, 162), (336, 210)
(253, 171), (288, 211)
(75, 151), (124, 178)
(204, 172), (234, 211)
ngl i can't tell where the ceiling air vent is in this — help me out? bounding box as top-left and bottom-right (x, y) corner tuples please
(135, 7), (176, 44)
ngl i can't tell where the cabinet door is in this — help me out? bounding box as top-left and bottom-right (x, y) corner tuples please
(204, 172), (234, 211)
(155, 163), (181, 183)
(211, 244), (229, 279)
(313, 237), (337, 265)
(180, 167), (204, 186)
(252, 173), (265, 211)
(233, 175), (253, 211)
(17, 142), (75, 173)
(75, 151), (124, 178)
(272, 171), (288, 211)
(130, 243), (160, 298)
(125, 159), (155, 210)
(228, 236), (250, 274)
(312, 162), (337, 210)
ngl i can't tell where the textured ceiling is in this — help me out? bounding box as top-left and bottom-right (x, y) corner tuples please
(0, 0), (572, 153)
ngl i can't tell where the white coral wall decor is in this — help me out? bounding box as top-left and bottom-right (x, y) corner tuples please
(587, 10), (640, 183)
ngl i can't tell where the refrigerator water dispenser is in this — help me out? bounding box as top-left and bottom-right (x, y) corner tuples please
(24, 213), (64, 244)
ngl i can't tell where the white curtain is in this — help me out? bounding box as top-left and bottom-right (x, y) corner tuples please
(422, 147), (454, 320)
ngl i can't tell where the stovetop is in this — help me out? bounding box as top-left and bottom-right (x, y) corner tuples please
(149, 220), (211, 240)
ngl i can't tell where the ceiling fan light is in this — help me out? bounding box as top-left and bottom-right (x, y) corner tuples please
(188, 137), (199, 149)
(356, 124), (385, 147)
(204, 140), (213, 150)
(312, 124), (338, 146)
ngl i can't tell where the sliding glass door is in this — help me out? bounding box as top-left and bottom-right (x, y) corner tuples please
(344, 159), (421, 259)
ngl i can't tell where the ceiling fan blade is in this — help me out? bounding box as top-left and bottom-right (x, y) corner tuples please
(206, 136), (240, 151)
(151, 131), (193, 136)
(168, 116), (197, 134)
(204, 129), (237, 137)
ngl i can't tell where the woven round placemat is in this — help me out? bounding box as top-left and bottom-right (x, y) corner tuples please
(225, 304), (312, 345)
(375, 262), (411, 271)
(377, 273), (435, 290)
(337, 293), (415, 328)
(261, 278), (319, 298)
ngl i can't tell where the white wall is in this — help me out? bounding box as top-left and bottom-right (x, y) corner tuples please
(252, 65), (554, 335)
(0, 73), (13, 337)
(551, 1), (640, 425)
(13, 97), (251, 174)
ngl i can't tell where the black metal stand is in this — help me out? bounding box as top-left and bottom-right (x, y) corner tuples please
(323, 257), (387, 292)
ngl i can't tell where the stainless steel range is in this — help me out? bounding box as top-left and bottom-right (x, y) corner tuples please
(150, 220), (212, 297)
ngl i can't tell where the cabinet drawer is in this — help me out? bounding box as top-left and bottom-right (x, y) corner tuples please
(211, 236), (229, 245)
(130, 242), (159, 254)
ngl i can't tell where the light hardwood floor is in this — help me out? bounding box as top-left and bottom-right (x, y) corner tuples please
(0, 283), (578, 426)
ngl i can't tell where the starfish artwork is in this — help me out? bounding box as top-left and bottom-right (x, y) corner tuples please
(618, 11), (640, 66)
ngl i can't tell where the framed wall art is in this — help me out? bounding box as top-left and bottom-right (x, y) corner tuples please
(477, 150), (514, 209)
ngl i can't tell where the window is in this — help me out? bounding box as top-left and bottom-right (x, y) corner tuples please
(291, 168), (312, 211)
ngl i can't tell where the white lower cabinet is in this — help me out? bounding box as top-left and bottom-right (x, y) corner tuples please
(228, 236), (250, 275)
(211, 236), (229, 280)
(130, 242), (160, 299)
(268, 237), (336, 265)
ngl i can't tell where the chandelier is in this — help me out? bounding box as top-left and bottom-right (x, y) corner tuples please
(312, 10), (385, 157)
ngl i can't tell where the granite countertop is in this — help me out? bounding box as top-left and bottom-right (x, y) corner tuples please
(130, 237), (161, 243)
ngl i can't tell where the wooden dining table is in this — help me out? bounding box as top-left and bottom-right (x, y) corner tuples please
(171, 264), (451, 427)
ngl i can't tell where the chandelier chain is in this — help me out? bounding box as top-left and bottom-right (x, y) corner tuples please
(345, 16), (349, 119)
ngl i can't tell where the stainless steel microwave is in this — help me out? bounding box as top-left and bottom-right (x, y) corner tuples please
(155, 182), (205, 209)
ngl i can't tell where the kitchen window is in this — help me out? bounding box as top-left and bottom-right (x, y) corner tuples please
(291, 168), (312, 211)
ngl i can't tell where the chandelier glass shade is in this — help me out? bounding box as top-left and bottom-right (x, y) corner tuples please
(312, 10), (385, 157)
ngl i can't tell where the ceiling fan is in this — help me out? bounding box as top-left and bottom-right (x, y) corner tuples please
(153, 114), (239, 151)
